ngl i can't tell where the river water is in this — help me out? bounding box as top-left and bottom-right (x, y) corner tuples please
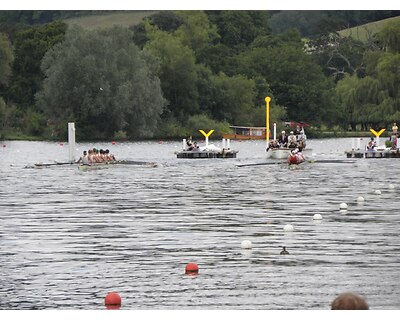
(0, 138), (399, 310)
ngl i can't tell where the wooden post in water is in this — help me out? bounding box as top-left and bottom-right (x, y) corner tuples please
(68, 122), (76, 163)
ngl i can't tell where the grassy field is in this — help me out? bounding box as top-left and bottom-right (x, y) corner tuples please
(64, 11), (157, 30)
(338, 16), (400, 42)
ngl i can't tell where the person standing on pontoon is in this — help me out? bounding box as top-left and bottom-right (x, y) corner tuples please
(392, 122), (398, 135)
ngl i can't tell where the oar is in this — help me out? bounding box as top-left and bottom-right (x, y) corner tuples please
(34, 161), (72, 167)
(236, 161), (286, 167)
(307, 159), (356, 164)
(116, 160), (157, 166)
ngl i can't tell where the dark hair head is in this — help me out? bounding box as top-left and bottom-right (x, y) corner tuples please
(331, 292), (369, 310)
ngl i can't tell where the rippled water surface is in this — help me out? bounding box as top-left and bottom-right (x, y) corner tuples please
(1, 138), (399, 310)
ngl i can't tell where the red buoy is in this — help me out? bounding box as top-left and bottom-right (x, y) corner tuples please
(105, 291), (121, 309)
(59, 143), (64, 146)
(112, 141), (116, 145)
(185, 263), (199, 274)
(2, 144), (6, 148)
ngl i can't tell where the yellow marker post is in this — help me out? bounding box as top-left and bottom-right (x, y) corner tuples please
(199, 129), (214, 148)
(265, 96), (271, 148)
(370, 128), (385, 147)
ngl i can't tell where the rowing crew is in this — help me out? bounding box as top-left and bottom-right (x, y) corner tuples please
(77, 148), (116, 165)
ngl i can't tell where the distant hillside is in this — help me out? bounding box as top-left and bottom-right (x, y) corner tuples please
(338, 16), (400, 42)
(63, 11), (156, 30)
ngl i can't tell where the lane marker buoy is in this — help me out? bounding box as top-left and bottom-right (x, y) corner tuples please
(283, 224), (294, 232)
(185, 263), (199, 275)
(241, 240), (252, 249)
(105, 291), (121, 309)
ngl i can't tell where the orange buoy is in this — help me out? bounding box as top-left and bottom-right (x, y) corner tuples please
(105, 291), (121, 309)
(185, 263), (199, 274)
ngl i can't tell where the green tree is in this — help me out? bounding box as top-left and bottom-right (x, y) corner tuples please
(208, 11), (270, 49)
(145, 24), (199, 121)
(377, 53), (400, 98)
(211, 72), (256, 125)
(334, 74), (360, 130)
(7, 21), (67, 109)
(236, 36), (332, 124)
(196, 43), (237, 75)
(0, 98), (18, 137)
(376, 20), (400, 53)
(334, 58), (400, 131)
(36, 25), (166, 140)
(131, 11), (183, 49)
(0, 32), (14, 87)
(175, 11), (219, 53)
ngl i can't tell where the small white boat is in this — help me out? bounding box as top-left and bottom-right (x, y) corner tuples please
(266, 125), (307, 159)
(266, 147), (292, 159)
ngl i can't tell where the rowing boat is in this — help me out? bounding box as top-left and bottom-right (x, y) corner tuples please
(34, 160), (157, 168)
(78, 160), (157, 171)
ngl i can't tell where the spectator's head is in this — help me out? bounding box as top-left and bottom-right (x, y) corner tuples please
(331, 292), (369, 310)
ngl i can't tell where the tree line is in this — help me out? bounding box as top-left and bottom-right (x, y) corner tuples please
(1, 11), (399, 141)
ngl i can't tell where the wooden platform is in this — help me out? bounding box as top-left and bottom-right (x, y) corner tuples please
(176, 150), (238, 159)
(345, 149), (400, 158)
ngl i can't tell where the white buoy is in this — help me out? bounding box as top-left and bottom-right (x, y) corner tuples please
(339, 202), (348, 210)
(241, 240), (252, 249)
(389, 184), (395, 189)
(283, 224), (294, 232)
(313, 214), (322, 220)
(374, 190), (381, 195)
(340, 209), (348, 215)
(357, 196), (365, 203)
